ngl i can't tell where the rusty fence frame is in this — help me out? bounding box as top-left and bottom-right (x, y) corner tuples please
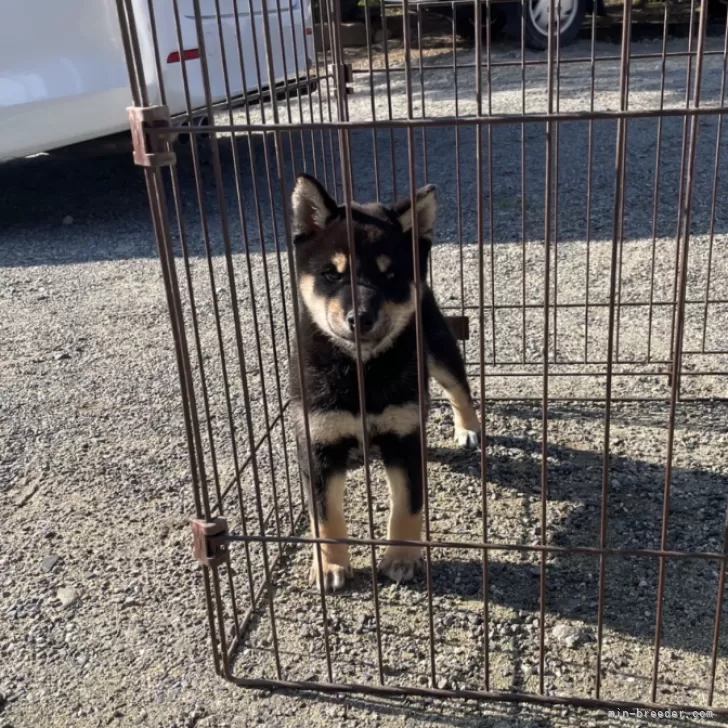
(116, 0), (728, 716)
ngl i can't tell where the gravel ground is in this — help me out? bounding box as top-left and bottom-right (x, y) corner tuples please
(2, 33), (728, 728)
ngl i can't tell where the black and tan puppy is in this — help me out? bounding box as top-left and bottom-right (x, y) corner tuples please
(289, 175), (481, 591)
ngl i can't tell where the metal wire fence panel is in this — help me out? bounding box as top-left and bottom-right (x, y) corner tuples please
(117, 0), (727, 715)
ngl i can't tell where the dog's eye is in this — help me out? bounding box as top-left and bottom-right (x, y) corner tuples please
(322, 267), (342, 282)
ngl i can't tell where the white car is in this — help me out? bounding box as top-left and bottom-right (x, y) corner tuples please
(0, 0), (314, 162)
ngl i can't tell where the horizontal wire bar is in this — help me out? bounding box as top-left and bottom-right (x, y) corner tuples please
(462, 368), (728, 377)
(220, 532), (728, 563)
(225, 676), (728, 715)
(350, 48), (727, 74)
(442, 299), (728, 311)
(151, 104), (728, 135)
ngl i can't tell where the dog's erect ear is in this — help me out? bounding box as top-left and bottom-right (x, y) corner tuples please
(291, 175), (339, 238)
(394, 184), (437, 239)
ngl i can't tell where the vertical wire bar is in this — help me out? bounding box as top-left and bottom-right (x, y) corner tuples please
(144, 137), (230, 675)
(230, 0), (297, 526)
(291, 0), (319, 176)
(144, 0), (226, 521)
(275, 131), (336, 682)
(211, 563), (232, 676)
(521, 0), (528, 363)
(402, 0), (438, 687)
(650, 0), (709, 702)
(337, 126), (387, 689)
(647, 7), (670, 363)
(364, 1), (382, 200)
(149, 0), (246, 635)
(707, 504), (728, 704)
(202, 563), (224, 675)
(127, 17), (213, 534)
(143, 167), (204, 519)
(321, 0), (340, 198)
(191, 0), (283, 677)
(668, 0), (698, 371)
(594, 0), (632, 698)
(454, 2), (467, 362)
(474, 0), (491, 693)
(115, 0), (146, 108)
(170, 0), (258, 606)
(144, 0), (169, 106)
(328, 0), (386, 686)
(380, 0), (398, 198)
(613, 31), (632, 366)
(233, 0), (296, 364)
(583, 0), (597, 363)
(309, 0), (333, 190)
(417, 5), (434, 289)
(283, 0), (312, 171)
(552, 0), (561, 364)
(234, 0), (298, 407)
(213, 0), (286, 549)
(701, 13), (728, 352)
(486, 0), (497, 366)
(272, 0), (300, 168)
(538, 0), (557, 695)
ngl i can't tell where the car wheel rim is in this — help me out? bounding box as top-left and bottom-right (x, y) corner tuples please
(529, 0), (577, 36)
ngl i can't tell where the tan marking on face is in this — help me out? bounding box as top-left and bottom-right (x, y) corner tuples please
(429, 358), (480, 433)
(384, 466), (423, 562)
(309, 473), (351, 588)
(327, 295), (345, 321)
(332, 252), (348, 274)
(299, 272), (331, 335)
(376, 254), (392, 273)
(293, 403), (421, 445)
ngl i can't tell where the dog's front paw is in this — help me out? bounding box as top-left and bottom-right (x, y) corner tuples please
(378, 547), (424, 584)
(309, 552), (352, 592)
(455, 426), (481, 449)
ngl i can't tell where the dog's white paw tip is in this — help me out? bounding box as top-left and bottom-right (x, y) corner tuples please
(455, 428), (481, 449)
(378, 554), (424, 584)
(309, 562), (352, 592)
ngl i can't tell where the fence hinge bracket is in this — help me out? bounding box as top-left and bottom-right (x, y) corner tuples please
(127, 104), (177, 168)
(191, 517), (229, 567)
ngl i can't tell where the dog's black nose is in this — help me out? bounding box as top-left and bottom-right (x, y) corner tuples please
(347, 309), (374, 334)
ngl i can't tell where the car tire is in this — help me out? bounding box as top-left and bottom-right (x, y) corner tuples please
(507, 0), (586, 50)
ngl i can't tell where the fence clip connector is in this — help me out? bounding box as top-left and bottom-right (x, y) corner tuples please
(127, 105), (177, 168)
(191, 517), (229, 567)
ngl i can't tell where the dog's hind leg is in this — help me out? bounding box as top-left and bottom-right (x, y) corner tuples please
(422, 290), (481, 448)
(375, 432), (425, 583)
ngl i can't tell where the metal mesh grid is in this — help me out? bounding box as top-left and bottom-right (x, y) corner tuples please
(116, 0), (727, 715)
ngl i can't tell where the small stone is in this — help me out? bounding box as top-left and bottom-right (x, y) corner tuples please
(551, 623), (585, 647)
(54, 352), (71, 361)
(14, 483), (39, 507)
(41, 555), (60, 572)
(62, 215), (74, 226)
(57, 587), (79, 608)
(639, 579), (648, 588)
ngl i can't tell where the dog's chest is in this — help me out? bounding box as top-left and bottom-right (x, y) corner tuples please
(313, 347), (423, 416)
